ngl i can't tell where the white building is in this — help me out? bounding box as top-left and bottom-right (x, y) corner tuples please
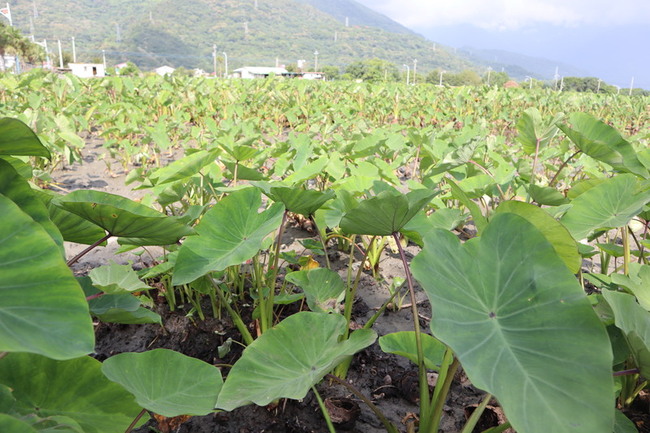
(155, 65), (176, 76)
(69, 63), (106, 78)
(232, 67), (288, 79)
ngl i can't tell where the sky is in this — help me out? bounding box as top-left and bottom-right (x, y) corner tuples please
(355, 0), (650, 89)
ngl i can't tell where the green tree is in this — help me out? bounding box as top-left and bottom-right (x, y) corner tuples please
(484, 71), (510, 87)
(321, 65), (339, 80)
(345, 58), (399, 82)
(443, 70), (482, 87)
(118, 62), (140, 76)
(0, 23), (43, 71)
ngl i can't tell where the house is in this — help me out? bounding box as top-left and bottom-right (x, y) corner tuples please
(301, 72), (324, 80)
(232, 67), (288, 79)
(114, 62), (128, 74)
(69, 63), (106, 78)
(155, 65), (175, 76)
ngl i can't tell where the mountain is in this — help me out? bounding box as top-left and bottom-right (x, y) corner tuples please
(294, 0), (415, 35)
(455, 47), (589, 82)
(12, 0), (472, 73)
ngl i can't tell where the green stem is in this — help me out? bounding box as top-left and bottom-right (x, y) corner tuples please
(326, 374), (399, 433)
(363, 283), (403, 330)
(311, 385), (337, 433)
(461, 393), (493, 433)
(482, 421), (512, 433)
(429, 358), (460, 432)
(392, 231), (431, 430)
(623, 226), (630, 276)
(67, 233), (112, 266)
(124, 408), (148, 433)
(342, 236), (375, 339)
(548, 151), (581, 187)
(310, 215), (331, 269)
(210, 279), (254, 345)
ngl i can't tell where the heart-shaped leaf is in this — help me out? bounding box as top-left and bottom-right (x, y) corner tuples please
(0, 353), (145, 433)
(53, 190), (194, 245)
(340, 189), (437, 236)
(285, 268), (345, 312)
(496, 200), (581, 273)
(0, 194), (94, 360)
(33, 188), (106, 245)
(0, 117), (50, 158)
(378, 332), (447, 371)
(559, 113), (648, 178)
(173, 187), (284, 285)
(516, 108), (562, 155)
(560, 174), (650, 241)
(611, 264), (650, 311)
(89, 263), (151, 295)
(266, 185), (335, 217)
(411, 212), (614, 433)
(216, 312), (376, 411)
(0, 159), (63, 250)
(148, 149), (218, 186)
(102, 349), (223, 417)
(603, 290), (650, 377)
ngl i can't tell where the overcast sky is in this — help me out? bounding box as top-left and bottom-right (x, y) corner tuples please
(355, 0), (650, 88)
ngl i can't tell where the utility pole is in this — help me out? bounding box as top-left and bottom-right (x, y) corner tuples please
(223, 52), (228, 78)
(345, 16), (349, 27)
(57, 40), (63, 68)
(403, 64), (410, 85)
(71, 36), (76, 63)
(629, 77), (634, 96)
(596, 78), (601, 93)
(438, 70), (444, 86)
(412, 59), (417, 84)
(313, 50), (318, 72)
(525, 76), (533, 89)
(0, 2), (12, 26)
(334, 31), (337, 42)
(102, 49), (106, 69)
(486, 66), (492, 86)
(212, 44), (217, 77)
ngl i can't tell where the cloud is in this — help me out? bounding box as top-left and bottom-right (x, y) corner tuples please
(359, 0), (650, 30)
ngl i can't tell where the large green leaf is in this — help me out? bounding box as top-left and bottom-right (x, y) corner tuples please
(411, 213), (614, 433)
(33, 188), (106, 245)
(446, 178), (488, 234)
(559, 113), (648, 178)
(0, 194), (94, 360)
(378, 332), (447, 371)
(102, 349), (223, 417)
(285, 268), (346, 312)
(0, 117), (50, 158)
(89, 263), (151, 295)
(340, 189), (437, 236)
(0, 159), (63, 251)
(0, 353), (145, 433)
(53, 190), (194, 245)
(216, 312), (376, 411)
(560, 174), (650, 240)
(173, 187), (285, 285)
(267, 186), (335, 216)
(0, 414), (38, 433)
(603, 290), (650, 377)
(516, 108), (562, 155)
(496, 200), (581, 273)
(611, 263), (650, 311)
(148, 149), (218, 186)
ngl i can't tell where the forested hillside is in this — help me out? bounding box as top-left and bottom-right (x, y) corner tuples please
(11, 0), (473, 72)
